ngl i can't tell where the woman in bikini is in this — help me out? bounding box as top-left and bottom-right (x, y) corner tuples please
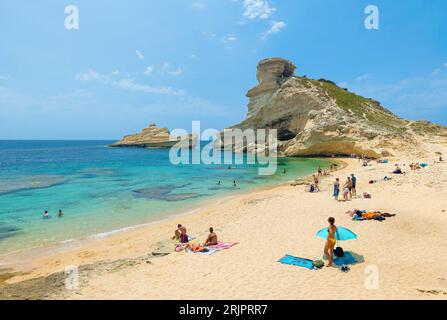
(324, 217), (337, 267)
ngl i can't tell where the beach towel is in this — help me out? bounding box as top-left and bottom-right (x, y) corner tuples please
(334, 251), (357, 266)
(278, 255), (315, 270)
(207, 242), (238, 250)
(189, 242), (239, 255)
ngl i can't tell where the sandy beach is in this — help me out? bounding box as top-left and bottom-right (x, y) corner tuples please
(1, 152), (447, 300)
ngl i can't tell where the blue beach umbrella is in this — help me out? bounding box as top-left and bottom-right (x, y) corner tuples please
(316, 227), (357, 241)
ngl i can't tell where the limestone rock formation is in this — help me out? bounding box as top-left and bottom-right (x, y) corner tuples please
(112, 123), (187, 148)
(228, 57), (447, 157)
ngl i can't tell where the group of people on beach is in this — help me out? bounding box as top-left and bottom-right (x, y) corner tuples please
(172, 224), (218, 253)
(332, 174), (357, 201)
(42, 210), (64, 219)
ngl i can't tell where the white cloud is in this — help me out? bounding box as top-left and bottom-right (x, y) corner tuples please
(75, 69), (184, 96)
(262, 20), (286, 38)
(223, 34), (237, 44)
(356, 73), (371, 82)
(191, 1), (205, 10)
(243, 0), (276, 20)
(114, 78), (184, 95)
(136, 50), (144, 60)
(202, 31), (217, 39)
(338, 81), (349, 88)
(144, 66), (154, 76)
(161, 63), (183, 76)
(168, 68), (183, 76)
(431, 68), (442, 76)
(75, 69), (109, 82)
(0, 74), (10, 80)
(345, 68), (447, 120)
(111, 70), (120, 75)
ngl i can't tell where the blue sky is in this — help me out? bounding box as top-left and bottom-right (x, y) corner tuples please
(0, 0), (446, 139)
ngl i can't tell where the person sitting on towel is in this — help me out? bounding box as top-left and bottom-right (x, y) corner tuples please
(172, 224), (189, 243)
(204, 227), (218, 246)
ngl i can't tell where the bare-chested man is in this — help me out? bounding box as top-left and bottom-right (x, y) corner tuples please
(204, 227), (218, 246)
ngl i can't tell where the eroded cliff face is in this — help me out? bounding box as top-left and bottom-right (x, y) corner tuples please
(112, 123), (180, 148)
(229, 58), (447, 157)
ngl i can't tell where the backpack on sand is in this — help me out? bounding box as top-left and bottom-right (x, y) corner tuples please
(312, 260), (325, 269)
(334, 247), (345, 258)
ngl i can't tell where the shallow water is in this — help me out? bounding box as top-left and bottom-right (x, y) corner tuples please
(0, 140), (331, 254)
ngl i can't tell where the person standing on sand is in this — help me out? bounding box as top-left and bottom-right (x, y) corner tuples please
(333, 178), (340, 201)
(342, 177), (351, 201)
(204, 227), (218, 246)
(324, 217), (337, 267)
(350, 174), (357, 198)
(317, 166), (322, 177)
(312, 174), (320, 191)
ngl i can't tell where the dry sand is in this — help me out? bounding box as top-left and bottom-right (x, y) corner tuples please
(1, 156), (447, 300)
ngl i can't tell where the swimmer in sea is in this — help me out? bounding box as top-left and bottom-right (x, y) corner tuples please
(42, 211), (50, 219)
(57, 210), (64, 218)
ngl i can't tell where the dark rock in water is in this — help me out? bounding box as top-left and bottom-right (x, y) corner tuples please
(163, 193), (204, 201)
(0, 175), (68, 195)
(78, 168), (115, 178)
(133, 183), (198, 201)
(0, 225), (20, 241)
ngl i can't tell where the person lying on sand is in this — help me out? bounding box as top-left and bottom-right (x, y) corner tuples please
(172, 224), (189, 243)
(204, 227), (218, 246)
(184, 242), (207, 253)
(324, 217), (337, 267)
(346, 209), (396, 219)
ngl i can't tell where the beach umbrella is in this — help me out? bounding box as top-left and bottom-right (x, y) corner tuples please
(316, 227), (357, 241)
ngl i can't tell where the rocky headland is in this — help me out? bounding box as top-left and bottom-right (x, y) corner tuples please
(111, 123), (189, 148)
(227, 57), (447, 157)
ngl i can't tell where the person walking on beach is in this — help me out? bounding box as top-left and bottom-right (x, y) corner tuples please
(324, 217), (337, 267)
(350, 174), (357, 198)
(317, 166), (322, 177)
(312, 174), (320, 191)
(204, 227), (218, 246)
(333, 178), (340, 201)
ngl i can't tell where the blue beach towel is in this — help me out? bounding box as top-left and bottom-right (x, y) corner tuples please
(334, 252), (357, 266)
(278, 255), (315, 270)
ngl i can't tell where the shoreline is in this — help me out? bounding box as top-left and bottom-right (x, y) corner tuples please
(0, 158), (340, 275)
(2, 155), (446, 300)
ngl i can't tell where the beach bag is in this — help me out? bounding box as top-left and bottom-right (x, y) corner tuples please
(334, 247), (345, 258)
(312, 260), (324, 269)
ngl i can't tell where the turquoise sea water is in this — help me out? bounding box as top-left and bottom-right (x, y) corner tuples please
(0, 141), (330, 255)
